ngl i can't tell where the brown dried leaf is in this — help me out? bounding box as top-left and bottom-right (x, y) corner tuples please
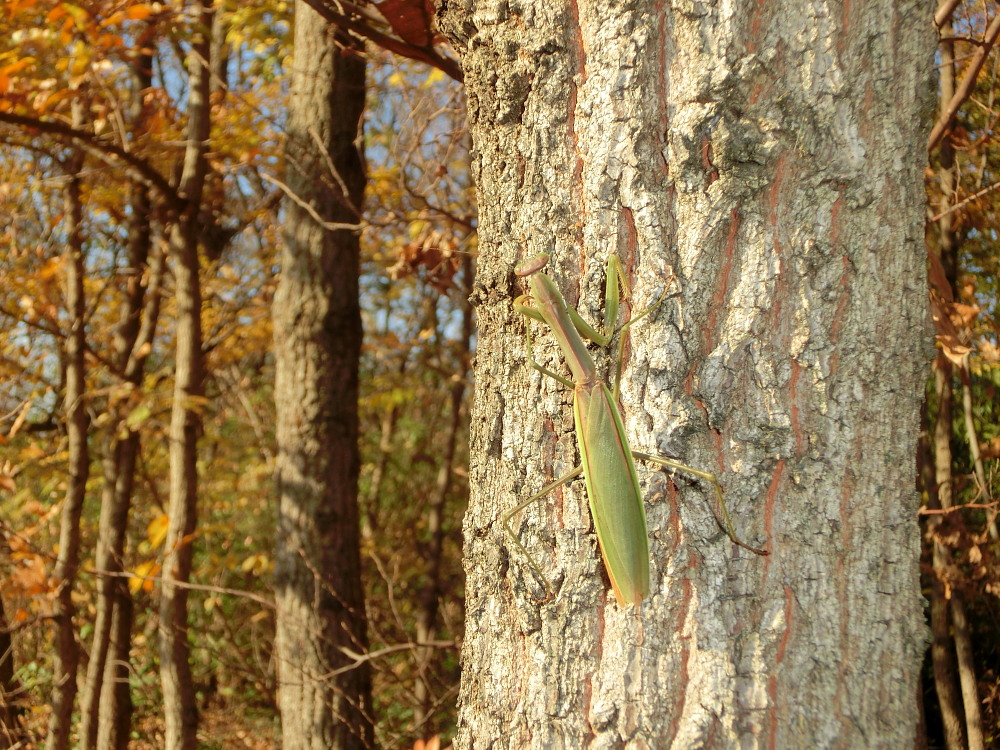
(377, 0), (435, 48)
(950, 301), (980, 329)
(938, 334), (972, 366)
(12, 556), (48, 597)
(981, 437), (1000, 459)
(927, 247), (954, 302)
(979, 338), (1000, 363)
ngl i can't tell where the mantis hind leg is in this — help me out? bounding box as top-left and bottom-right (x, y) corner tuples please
(632, 451), (768, 556)
(504, 465), (584, 601)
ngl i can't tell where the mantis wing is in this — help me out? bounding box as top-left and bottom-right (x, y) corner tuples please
(575, 381), (650, 606)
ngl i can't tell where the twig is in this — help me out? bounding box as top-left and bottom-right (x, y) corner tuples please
(929, 11), (1000, 151)
(87, 568), (275, 609)
(261, 173), (365, 232)
(929, 180), (1000, 221)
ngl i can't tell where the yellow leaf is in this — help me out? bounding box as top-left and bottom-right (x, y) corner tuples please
(128, 559), (159, 594)
(422, 69), (445, 88)
(19, 444), (46, 461)
(125, 403), (151, 429)
(241, 553), (269, 576)
(61, 3), (91, 30)
(147, 513), (169, 549)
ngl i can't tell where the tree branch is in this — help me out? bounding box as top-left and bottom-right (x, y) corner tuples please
(0, 111), (186, 214)
(929, 11), (1000, 151)
(935, 0), (963, 29)
(298, 0), (464, 83)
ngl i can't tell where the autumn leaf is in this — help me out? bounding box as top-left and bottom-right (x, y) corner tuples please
(124, 4), (156, 21)
(241, 553), (270, 576)
(147, 513), (169, 549)
(129, 560), (160, 594)
(980, 338), (1000, 363)
(377, 0), (435, 48)
(125, 403), (152, 429)
(12, 555), (48, 596)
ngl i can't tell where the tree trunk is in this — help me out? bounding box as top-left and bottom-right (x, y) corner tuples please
(159, 4), (213, 749)
(414, 256), (474, 725)
(46, 133), (89, 750)
(439, 2), (934, 747)
(82, 156), (158, 750)
(272, 4), (373, 749)
(926, 13), (983, 749)
(97, 583), (134, 750)
(87, 39), (162, 750)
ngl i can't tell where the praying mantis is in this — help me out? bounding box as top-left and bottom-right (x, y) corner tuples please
(507, 252), (768, 607)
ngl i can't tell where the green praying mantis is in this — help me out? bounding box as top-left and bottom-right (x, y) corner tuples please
(507, 252), (768, 607)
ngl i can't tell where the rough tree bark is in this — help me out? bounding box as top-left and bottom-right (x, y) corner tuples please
(45, 121), (88, 750)
(159, 4), (213, 749)
(272, 4), (373, 748)
(439, 1), (934, 747)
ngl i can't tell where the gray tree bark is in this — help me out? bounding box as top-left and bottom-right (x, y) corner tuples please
(272, 4), (373, 748)
(439, 1), (934, 747)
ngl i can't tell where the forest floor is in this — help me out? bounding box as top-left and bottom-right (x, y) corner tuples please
(16, 702), (280, 749)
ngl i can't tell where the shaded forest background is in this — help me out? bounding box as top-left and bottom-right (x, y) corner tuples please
(0, 1), (996, 748)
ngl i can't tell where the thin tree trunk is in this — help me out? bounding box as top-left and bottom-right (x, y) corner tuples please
(95, 248), (163, 750)
(97, 590), (133, 750)
(272, 3), (373, 749)
(931, 363), (984, 750)
(930, 358), (967, 750)
(362, 402), (399, 543)
(81, 183), (158, 750)
(159, 4), (213, 748)
(959, 357), (998, 539)
(46, 124), (89, 750)
(440, 1), (933, 746)
(928, 15), (984, 749)
(413, 258), (473, 725)
(80, 444), (128, 750)
(950, 592), (985, 750)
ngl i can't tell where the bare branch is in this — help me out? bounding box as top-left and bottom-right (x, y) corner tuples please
(929, 11), (1000, 151)
(0, 111), (185, 214)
